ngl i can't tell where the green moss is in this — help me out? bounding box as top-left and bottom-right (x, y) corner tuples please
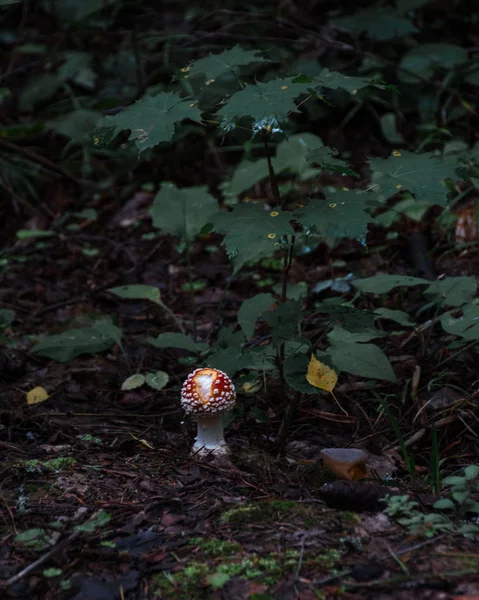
(20, 457), (76, 473)
(341, 511), (361, 523)
(154, 548), (314, 597)
(311, 548), (342, 569)
(188, 537), (241, 557)
(156, 562), (211, 600)
(220, 500), (326, 527)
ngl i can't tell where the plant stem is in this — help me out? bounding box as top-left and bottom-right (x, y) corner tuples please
(186, 242), (197, 342)
(157, 300), (186, 335)
(263, 133), (281, 207)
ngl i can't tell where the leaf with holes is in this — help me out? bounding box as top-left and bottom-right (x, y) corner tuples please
(370, 151), (458, 207)
(216, 77), (311, 132)
(184, 45), (268, 81)
(101, 92), (202, 153)
(30, 322), (122, 362)
(441, 305), (479, 340)
(211, 203), (294, 270)
(295, 189), (373, 241)
(150, 183), (219, 241)
(425, 277), (476, 308)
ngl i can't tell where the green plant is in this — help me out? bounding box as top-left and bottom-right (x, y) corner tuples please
(384, 464), (479, 538)
(434, 465), (479, 516)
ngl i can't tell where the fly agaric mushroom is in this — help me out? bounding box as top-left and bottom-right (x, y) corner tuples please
(181, 368), (236, 456)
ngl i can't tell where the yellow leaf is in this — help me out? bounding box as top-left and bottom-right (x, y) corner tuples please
(306, 355), (337, 392)
(26, 386), (49, 405)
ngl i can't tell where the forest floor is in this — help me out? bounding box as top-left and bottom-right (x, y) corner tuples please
(0, 200), (478, 600)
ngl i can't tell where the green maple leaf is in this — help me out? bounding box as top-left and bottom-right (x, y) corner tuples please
(311, 68), (372, 94)
(184, 45), (267, 80)
(102, 92), (202, 152)
(369, 150), (458, 207)
(150, 183), (219, 241)
(216, 77), (312, 132)
(295, 189), (373, 241)
(331, 7), (418, 41)
(211, 203), (294, 270)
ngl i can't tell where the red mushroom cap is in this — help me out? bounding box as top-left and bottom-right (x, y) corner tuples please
(181, 368), (236, 414)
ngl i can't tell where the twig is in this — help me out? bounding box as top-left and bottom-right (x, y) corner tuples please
(1, 531), (80, 589)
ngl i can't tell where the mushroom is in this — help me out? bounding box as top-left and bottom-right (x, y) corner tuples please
(320, 448), (368, 481)
(180, 367), (236, 456)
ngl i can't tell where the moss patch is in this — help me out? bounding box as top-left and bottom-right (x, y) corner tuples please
(155, 537), (343, 599)
(220, 499), (325, 526)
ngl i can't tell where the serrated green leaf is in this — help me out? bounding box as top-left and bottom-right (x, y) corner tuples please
(295, 189), (373, 242)
(121, 374), (145, 391)
(317, 302), (385, 342)
(370, 150), (458, 207)
(101, 92), (202, 152)
(440, 305), (479, 340)
(239, 345), (276, 372)
(223, 133), (324, 198)
(425, 277), (476, 307)
(273, 133), (326, 175)
(306, 146), (355, 176)
(145, 371), (169, 391)
(332, 7), (418, 41)
(262, 300), (302, 347)
(211, 203), (294, 270)
(207, 347), (249, 377)
(216, 77), (311, 132)
(148, 332), (208, 352)
(328, 336), (397, 382)
(108, 285), (161, 305)
(399, 43), (468, 83)
(150, 183), (218, 241)
(30, 322), (122, 362)
(311, 68), (372, 93)
(238, 293), (275, 339)
(185, 45), (267, 80)
(222, 158), (270, 198)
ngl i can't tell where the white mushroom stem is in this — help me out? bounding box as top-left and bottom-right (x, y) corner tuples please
(193, 413), (229, 455)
